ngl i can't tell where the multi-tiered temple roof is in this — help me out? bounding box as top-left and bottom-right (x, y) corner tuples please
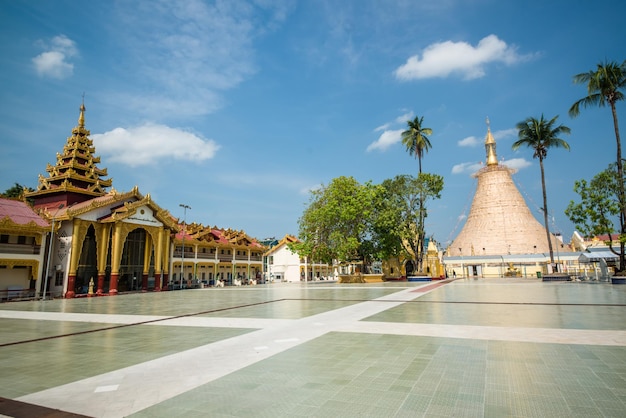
(25, 103), (112, 212)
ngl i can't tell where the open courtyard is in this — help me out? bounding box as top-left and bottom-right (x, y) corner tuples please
(0, 278), (625, 417)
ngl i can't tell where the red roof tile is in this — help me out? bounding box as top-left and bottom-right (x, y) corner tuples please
(0, 198), (49, 227)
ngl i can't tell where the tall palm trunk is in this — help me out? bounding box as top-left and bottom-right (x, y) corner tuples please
(611, 102), (626, 271)
(539, 157), (555, 267)
(417, 156), (425, 273)
(417, 196), (425, 273)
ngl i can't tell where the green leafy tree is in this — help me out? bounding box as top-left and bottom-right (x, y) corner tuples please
(373, 174), (444, 273)
(513, 115), (570, 267)
(565, 165), (624, 262)
(291, 176), (378, 267)
(569, 60), (626, 269)
(2, 183), (33, 199)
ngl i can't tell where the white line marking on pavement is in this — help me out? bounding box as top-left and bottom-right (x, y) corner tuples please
(94, 385), (118, 393)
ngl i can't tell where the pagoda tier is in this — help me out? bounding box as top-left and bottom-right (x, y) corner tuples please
(26, 103), (112, 211)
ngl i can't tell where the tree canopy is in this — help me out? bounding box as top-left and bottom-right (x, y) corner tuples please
(1, 183), (33, 199)
(372, 173), (444, 271)
(291, 176), (379, 264)
(293, 173), (444, 272)
(565, 164), (625, 257)
(569, 60), (626, 269)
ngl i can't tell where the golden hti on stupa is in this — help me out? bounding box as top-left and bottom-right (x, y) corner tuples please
(446, 120), (568, 277)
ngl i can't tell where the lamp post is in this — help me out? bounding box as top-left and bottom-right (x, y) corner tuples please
(179, 204), (191, 290)
(43, 204), (64, 300)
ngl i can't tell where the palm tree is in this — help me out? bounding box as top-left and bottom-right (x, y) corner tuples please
(569, 60), (626, 270)
(401, 116), (433, 274)
(513, 115), (571, 268)
(401, 116), (432, 174)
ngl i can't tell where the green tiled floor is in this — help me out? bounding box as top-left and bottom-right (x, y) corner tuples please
(0, 285), (402, 318)
(0, 321), (254, 399)
(133, 332), (626, 418)
(1, 280), (625, 417)
(365, 282), (626, 330)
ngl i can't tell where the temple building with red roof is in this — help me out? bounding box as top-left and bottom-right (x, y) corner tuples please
(11, 102), (266, 298)
(0, 197), (50, 299)
(22, 103), (178, 297)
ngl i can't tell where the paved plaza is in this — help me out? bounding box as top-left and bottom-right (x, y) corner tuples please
(0, 278), (625, 417)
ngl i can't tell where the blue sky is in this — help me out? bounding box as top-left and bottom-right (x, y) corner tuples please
(1, 0), (624, 248)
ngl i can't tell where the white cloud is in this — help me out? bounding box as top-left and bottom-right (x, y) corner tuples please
(32, 35), (78, 79)
(394, 111), (414, 124)
(458, 127), (517, 147)
(367, 110), (416, 152)
(92, 124), (220, 167)
(110, 0), (291, 119)
(452, 161), (483, 175)
(394, 34), (528, 81)
(452, 158), (531, 175)
(458, 136), (480, 147)
(367, 128), (403, 152)
(300, 184), (322, 195)
(493, 128), (518, 141)
(374, 123), (390, 132)
(503, 158), (531, 170)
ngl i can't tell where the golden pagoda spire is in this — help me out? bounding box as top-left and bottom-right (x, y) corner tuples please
(25, 98), (112, 209)
(485, 117), (498, 166)
(78, 93), (86, 128)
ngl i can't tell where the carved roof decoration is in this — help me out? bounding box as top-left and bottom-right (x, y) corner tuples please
(264, 234), (299, 256)
(25, 102), (113, 202)
(172, 223), (264, 250)
(39, 186), (177, 230)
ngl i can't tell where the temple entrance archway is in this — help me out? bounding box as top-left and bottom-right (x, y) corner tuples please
(405, 260), (415, 276)
(76, 225), (98, 295)
(118, 228), (147, 292)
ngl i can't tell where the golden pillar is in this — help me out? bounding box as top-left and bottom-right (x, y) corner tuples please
(65, 220), (88, 298)
(142, 231), (153, 291)
(162, 229), (170, 290)
(109, 222), (124, 295)
(95, 224), (111, 295)
(154, 227), (164, 291)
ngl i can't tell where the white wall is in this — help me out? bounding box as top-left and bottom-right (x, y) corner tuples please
(269, 245), (302, 282)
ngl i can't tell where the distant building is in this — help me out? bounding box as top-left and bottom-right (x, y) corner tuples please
(171, 224), (264, 286)
(0, 197), (49, 299)
(263, 235), (332, 282)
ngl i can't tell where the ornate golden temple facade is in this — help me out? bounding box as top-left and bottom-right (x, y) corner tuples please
(23, 104), (178, 297)
(7, 103), (265, 298)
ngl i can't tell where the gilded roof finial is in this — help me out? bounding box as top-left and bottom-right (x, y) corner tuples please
(485, 117), (498, 166)
(78, 93), (86, 128)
